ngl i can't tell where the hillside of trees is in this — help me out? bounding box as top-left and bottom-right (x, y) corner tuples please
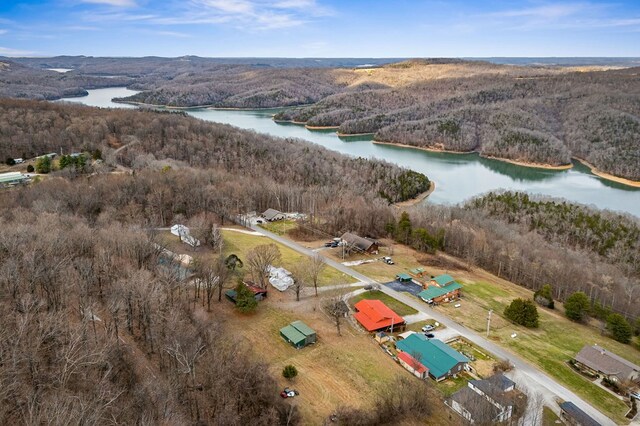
(3, 57), (638, 179)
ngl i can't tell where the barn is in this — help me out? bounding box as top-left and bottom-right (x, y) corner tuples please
(262, 208), (286, 221)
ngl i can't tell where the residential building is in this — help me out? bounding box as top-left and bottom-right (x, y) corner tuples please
(353, 299), (405, 332)
(559, 401), (601, 426)
(280, 321), (317, 349)
(574, 344), (640, 382)
(447, 374), (517, 424)
(0, 171), (29, 187)
(395, 334), (469, 381)
(418, 273), (463, 304)
(340, 232), (379, 254)
(261, 208), (286, 221)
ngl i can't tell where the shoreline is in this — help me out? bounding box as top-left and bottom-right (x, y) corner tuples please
(305, 125), (339, 130)
(115, 100), (313, 111)
(574, 158), (640, 188)
(337, 132), (375, 137)
(372, 140), (472, 155)
(393, 181), (436, 208)
(479, 155), (573, 171)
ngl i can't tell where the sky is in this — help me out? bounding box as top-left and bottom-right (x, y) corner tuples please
(0, 0), (639, 57)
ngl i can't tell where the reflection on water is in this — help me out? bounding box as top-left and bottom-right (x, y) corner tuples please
(59, 88), (640, 218)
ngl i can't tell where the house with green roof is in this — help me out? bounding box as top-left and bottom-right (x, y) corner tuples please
(395, 273), (412, 282)
(419, 281), (463, 304)
(430, 274), (456, 287)
(396, 334), (469, 381)
(280, 320), (317, 349)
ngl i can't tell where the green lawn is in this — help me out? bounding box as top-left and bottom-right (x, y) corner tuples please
(542, 406), (562, 426)
(350, 290), (417, 316)
(442, 279), (636, 424)
(221, 229), (356, 287)
(258, 220), (298, 236)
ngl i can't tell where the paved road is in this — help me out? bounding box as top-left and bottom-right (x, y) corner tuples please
(249, 224), (616, 426)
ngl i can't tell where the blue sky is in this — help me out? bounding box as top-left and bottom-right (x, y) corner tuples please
(0, 0), (639, 57)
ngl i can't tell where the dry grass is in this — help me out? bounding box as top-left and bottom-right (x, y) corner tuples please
(204, 290), (455, 424)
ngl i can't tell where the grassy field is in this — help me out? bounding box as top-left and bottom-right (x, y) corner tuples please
(350, 290), (418, 316)
(203, 289), (457, 425)
(438, 279), (636, 424)
(221, 229), (357, 287)
(258, 220), (298, 236)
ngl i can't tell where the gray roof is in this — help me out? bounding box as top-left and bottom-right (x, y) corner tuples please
(574, 345), (640, 379)
(340, 232), (377, 251)
(262, 208), (283, 220)
(560, 401), (601, 426)
(450, 386), (500, 422)
(469, 374), (515, 406)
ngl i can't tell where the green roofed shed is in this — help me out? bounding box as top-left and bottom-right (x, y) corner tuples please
(291, 320), (317, 346)
(396, 273), (412, 282)
(280, 325), (307, 349)
(409, 268), (425, 275)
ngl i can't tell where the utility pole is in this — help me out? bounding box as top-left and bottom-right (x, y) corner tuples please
(486, 309), (493, 338)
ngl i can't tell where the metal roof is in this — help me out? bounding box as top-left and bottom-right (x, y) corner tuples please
(396, 334), (469, 379)
(280, 325), (306, 345)
(290, 320), (316, 337)
(418, 282), (462, 301)
(433, 274), (456, 286)
(0, 172), (28, 184)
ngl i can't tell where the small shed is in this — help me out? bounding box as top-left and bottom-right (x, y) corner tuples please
(375, 331), (391, 344)
(409, 267), (426, 277)
(280, 320), (317, 349)
(396, 273), (413, 283)
(280, 325), (307, 349)
(291, 320), (317, 346)
(262, 208), (286, 221)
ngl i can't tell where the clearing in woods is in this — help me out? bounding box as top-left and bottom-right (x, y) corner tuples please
(269, 229), (639, 424)
(205, 289), (457, 425)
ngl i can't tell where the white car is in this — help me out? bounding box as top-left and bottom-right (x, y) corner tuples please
(630, 391), (640, 400)
(421, 325), (434, 332)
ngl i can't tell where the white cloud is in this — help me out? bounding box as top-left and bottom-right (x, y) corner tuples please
(0, 29), (8, 35)
(80, 0), (137, 6)
(0, 46), (36, 56)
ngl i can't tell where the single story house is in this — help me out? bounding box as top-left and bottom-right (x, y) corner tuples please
(396, 273), (413, 283)
(262, 208), (286, 221)
(574, 344), (640, 382)
(395, 334), (469, 381)
(280, 320), (317, 349)
(418, 282), (463, 304)
(340, 232), (379, 254)
(0, 172), (29, 187)
(398, 351), (428, 379)
(559, 401), (601, 426)
(353, 299), (405, 332)
(448, 374), (517, 424)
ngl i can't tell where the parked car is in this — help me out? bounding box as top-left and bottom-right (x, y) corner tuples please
(324, 241), (334, 247)
(280, 388), (299, 398)
(382, 256), (394, 265)
(631, 391), (640, 400)
(364, 284), (373, 290)
(424, 333), (435, 338)
(256, 219), (263, 224)
(421, 324), (434, 332)
(330, 242), (339, 247)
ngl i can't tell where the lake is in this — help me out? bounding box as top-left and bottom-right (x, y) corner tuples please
(59, 87), (640, 218)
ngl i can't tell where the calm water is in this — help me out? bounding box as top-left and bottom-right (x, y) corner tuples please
(60, 88), (640, 218)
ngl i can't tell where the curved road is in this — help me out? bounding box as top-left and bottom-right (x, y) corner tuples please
(249, 223), (616, 426)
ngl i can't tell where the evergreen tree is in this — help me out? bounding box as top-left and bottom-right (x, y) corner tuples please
(504, 298), (539, 328)
(396, 211), (412, 244)
(564, 291), (590, 322)
(282, 365), (298, 379)
(235, 282), (257, 313)
(534, 284), (554, 309)
(607, 314), (632, 344)
(35, 156), (51, 174)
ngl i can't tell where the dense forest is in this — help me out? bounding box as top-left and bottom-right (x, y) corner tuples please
(0, 99), (637, 423)
(3, 57), (639, 179)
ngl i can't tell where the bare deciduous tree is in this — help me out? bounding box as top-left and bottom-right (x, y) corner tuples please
(246, 244), (281, 289)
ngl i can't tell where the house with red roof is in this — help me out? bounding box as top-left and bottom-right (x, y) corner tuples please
(398, 351), (428, 379)
(353, 299), (406, 332)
